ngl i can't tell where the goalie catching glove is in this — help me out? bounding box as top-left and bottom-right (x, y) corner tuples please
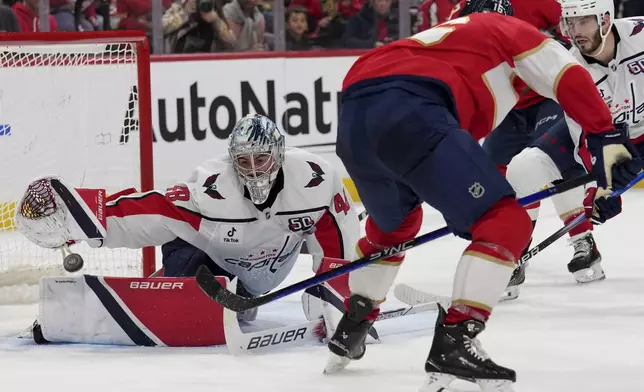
(14, 177), (107, 249)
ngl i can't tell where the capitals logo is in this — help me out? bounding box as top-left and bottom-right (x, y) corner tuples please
(630, 19), (644, 36)
(305, 161), (325, 188)
(203, 173), (225, 199)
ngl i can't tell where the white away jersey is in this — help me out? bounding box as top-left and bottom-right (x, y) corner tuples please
(567, 18), (644, 155)
(99, 147), (360, 295)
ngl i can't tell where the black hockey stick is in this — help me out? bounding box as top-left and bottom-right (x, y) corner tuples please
(517, 170), (644, 267)
(195, 173), (595, 312)
(517, 213), (586, 267)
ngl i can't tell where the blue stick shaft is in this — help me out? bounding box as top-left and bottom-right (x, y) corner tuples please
(266, 174), (605, 302)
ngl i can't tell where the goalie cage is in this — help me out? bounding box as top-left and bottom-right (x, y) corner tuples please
(0, 31), (155, 304)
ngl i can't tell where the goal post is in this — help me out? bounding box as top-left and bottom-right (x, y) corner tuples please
(0, 31), (156, 301)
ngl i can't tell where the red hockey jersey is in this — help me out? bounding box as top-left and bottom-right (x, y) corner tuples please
(446, 0), (567, 109)
(342, 13), (613, 140)
(511, 0), (567, 108)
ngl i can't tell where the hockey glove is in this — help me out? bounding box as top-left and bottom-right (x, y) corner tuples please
(584, 123), (639, 190)
(611, 159), (644, 191)
(583, 186), (622, 225)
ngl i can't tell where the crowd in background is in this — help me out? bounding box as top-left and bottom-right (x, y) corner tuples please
(0, 0), (641, 53)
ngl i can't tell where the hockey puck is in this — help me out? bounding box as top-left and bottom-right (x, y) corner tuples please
(63, 253), (85, 273)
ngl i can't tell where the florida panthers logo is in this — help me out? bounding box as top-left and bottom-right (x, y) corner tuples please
(203, 174), (225, 199)
(305, 161), (325, 188)
(630, 19), (644, 36)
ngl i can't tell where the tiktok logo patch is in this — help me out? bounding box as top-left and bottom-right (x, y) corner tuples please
(220, 224), (243, 244)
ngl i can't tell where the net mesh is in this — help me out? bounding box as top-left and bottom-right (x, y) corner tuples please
(0, 40), (148, 302)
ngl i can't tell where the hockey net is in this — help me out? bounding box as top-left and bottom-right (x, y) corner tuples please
(0, 32), (155, 303)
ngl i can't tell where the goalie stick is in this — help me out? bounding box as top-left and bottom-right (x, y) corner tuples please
(393, 170), (644, 306)
(223, 279), (443, 355)
(195, 173), (595, 312)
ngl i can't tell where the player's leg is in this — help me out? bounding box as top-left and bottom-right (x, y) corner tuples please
(302, 256), (381, 343)
(162, 237), (226, 277)
(501, 99), (566, 298)
(335, 85), (530, 388)
(161, 237), (259, 321)
(327, 88), (423, 371)
(508, 119), (601, 284)
(382, 109), (529, 390)
(518, 99), (566, 225)
(539, 121), (602, 283)
(481, 108), (530, 175)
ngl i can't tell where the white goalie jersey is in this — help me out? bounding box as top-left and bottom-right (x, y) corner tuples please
(19, 147), (360, 296)
(103, 147), (359, 294)
(567, 18), (644, 158)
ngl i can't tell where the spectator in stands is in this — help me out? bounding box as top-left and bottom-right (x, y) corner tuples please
(163, 0), (193, 34)
(416, 0), (458, 31)
(223, 0), (265, 51)
(12, 0), (57, 31)
(286, 5), (312, 50)
(50, 0), (100, 31)
(115, 0), (173, 33)
(289, 0), (362, 47)
(164, 0), (235, 53)
(0, 3), (19, 31)
(342, 0), (396, 48)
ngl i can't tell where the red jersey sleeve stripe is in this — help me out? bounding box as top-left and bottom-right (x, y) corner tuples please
(107, 192), (202, 231)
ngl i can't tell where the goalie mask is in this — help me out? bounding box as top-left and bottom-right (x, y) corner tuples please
(229, 114), (285, 205)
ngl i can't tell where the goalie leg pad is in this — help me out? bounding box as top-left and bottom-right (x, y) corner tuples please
(37, 275), (230, 347)
(161, 239), (259, 322)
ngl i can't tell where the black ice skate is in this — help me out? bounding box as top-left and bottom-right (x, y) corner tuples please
(324, 294), (376, 374)
(567, 233), (604, 284)
(422, 306), (516, 392)
(500, 238), (532, 302)
(500, 264), (525, 302)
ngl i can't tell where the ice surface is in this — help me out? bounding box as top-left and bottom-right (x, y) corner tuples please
(2, 192), (644, 392)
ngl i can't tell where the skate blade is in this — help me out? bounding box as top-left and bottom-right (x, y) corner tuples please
(323, 352), (351, 374)
(499, 286), (519, 302)
(421, 373), (515, 392)
(17, 324), (34, 339)
(477, 379), (515, 392)
(573, 263), (606, 284)
(420, 372), (456, 392)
